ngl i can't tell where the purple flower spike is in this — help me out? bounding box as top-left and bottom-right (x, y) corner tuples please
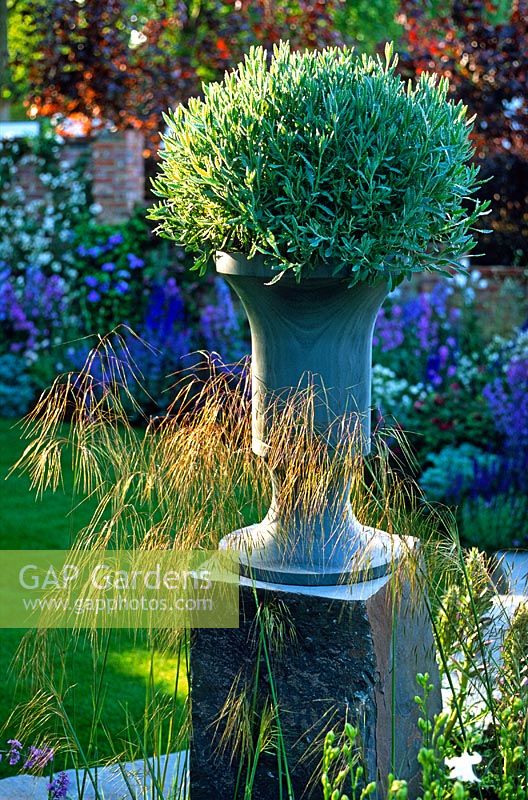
(484, 358), (528, 455)
(439, 345), (450, 367)
(7, 739), (22, 766)
(47, 771), (70, 799)
(23, 745), (54, 770)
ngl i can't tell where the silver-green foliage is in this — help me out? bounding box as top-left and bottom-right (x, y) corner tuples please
(149, 42), (489, 285)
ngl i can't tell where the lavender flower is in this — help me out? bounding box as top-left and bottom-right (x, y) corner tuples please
(7, 739), (22, 766)
(47, 771), (70, 799)
(23, 744), (54, 770)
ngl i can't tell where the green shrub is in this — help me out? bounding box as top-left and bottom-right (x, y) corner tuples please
(150, 42), (488, 284)
(0, 354), (36, 418)
(459, 493), (528, 551)
(419, 444), (500, 503)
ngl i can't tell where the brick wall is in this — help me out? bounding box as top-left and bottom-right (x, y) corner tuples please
(92, 129), (146, 222)
(8, 130), (146, 223)
(12, 143), (86, 202)
(402, 266), (528, 332)
(409, 266), (528, 294)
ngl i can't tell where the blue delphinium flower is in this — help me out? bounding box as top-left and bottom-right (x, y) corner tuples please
(429, 282), (453, 317)
(84, 276), (99, 288)
(199, 278), (246, 360)
(115, 281), (129, 295)
(126, 254), (144, 269)
(0, 267), (70, 363)
(107, 232), (124, 247)
(121, 277), (192, 404)
(416, 295), (439, 354)
(484, 358), (528, 455)
(401, 296), (423, 325)
(372, 306), (405, 352)
(426, 353), (443, 387)
(101, 262), (115, 272)
(87, 290), (100, 303)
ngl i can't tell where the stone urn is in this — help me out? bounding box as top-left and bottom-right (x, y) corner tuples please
(217, 251), (402, 586)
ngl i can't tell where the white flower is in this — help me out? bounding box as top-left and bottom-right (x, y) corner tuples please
(130, 28), (147, 47)
(453, 273), (468, 288)
(445, 752), (482, 783)
(503, 96), (524, 118)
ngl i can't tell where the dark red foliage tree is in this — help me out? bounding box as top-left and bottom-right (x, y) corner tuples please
(398, 0), (528, 266)
(29, 0), (174, 132)
(29, 0), (344, 135)
(398, 0), (528, 159)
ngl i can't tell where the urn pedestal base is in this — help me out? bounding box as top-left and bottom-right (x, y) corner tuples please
(219, 523), (404, 585)
(190, 568), (441, 799)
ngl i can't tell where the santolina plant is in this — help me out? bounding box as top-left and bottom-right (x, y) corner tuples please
(149, 42), (489, 285)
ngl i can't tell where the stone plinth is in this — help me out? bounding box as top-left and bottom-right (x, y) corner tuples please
(191, 573), (440, 799)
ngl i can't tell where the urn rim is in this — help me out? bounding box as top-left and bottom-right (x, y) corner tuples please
(216, 250), (393, 287)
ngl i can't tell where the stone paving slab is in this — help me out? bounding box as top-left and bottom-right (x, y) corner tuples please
(0, 752), (188, 799)
(440, 550), (528, 712)
(496, 550), (528, 596)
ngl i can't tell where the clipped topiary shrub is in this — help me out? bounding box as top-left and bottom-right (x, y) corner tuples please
(150, 42), (489, 285)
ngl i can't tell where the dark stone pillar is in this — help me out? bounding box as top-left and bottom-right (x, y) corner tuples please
(191, 575), (440, 799)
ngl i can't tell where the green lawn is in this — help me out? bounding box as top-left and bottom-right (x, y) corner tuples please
(0, 419), (187, 776)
